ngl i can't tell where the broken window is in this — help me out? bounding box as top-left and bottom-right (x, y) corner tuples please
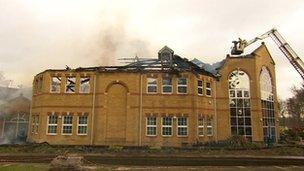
(77, 116), (88, 135)
(147, 78), (157, 93)
(50, 77), (61, 93)
(162, 77), (172, 94)
(65, 76), (76, 93)
(198, 80), (203, 95)
(177, 78), (187, 94)
(80, 77), (90, 93)
(47, 115), (58, 134)
(62, 115), (73, 135)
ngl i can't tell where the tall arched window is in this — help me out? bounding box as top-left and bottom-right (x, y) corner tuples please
(229, 70), (252, 140)
(260, 66), (276, 142)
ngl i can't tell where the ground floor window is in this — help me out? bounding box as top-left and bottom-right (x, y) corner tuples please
(206, 117), (213, 136)
(177, 117), (188, 136)
(77, 116), (88, 135)
(62, 115), (73, 135)
(262, 100), (276, 142)
(162, 117), (173, 136)
(146, 117), (157, 136)
(47, 115), (58, 135)
(31, 115), (39, 134)
(198, 117), (204, 136)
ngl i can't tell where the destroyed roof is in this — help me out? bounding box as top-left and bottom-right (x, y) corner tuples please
(191, 58), (226, 75)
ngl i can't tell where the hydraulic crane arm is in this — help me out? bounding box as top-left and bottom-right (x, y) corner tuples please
(231, 28), (304, 80)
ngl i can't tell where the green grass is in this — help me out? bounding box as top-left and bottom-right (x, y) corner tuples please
(0, 164), (49, 171)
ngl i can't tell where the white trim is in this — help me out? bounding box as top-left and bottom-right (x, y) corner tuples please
(161, 77), (173, 94)
(146, 117), (157, 137)
(61, 115), (73, 135)
(161, 117), (173, 137)
(77, 115), (88, 135)
(206, 117), (213, 136)
(197, 80), (204, 96)
(206, 82), (212, 97)
(46, 114), (57, 135)
(147, 78), (158, 94)
(197, 117), (204, 137)
(177, 78), (187, 94)
(177, 117), (188, 137)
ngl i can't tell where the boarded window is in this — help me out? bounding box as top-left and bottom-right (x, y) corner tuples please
(66, 77), (76, 93)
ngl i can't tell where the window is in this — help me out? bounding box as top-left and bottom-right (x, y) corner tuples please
(198, 80), (203, 95)
(147, 78), (157, 93)
(198, 117), (204, 136)
(206, 118), (213, 136)
(162, 117), (172, 136)
(50, 77), (61, 93)
(177, 117), (188, 136)
(162, 78), (172, 94)
(66, 77), (76, 93)
(260, 66), (276, 142)
(77, 116), (88, 135)
(62, 115), (73, 135)
(31, 115), (39, 134)
(177, 78), (187, 94)
(229, 70), (252, 140)
(146, 117), (157, 136)
(47, 115), (58, 135)
(206, 82), (212, 96)
(80, 77), (90, 93)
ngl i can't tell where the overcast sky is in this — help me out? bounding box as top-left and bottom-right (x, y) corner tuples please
(0, 0), (303, 99)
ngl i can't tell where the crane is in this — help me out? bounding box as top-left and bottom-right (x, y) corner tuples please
(231, 28), (304, 80)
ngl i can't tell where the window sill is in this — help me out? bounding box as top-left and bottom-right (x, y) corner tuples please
(46, 133), (57, 136)
(177, 135), (188, 137)
(146, 135), (157, 137)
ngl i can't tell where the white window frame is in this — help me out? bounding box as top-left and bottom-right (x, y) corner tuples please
(177, 78), (187, 94)
(146, 117), (157, 136)
(77, 115), (88, 135)
(80, 77), (90, 93)
(198, 117), (204, 137)
(161, 117), (173, 137)
(198, 80), (204, 96)
(65, 76), (76, 93)
(206, 117), (213, 136)
(47, 114), (58, 135)
(147, 78), (158, 94)
(162, 77), (173, 94)
(62, 115), (73, 135)
(50, 76), (61, 93)
(177, 117), (188, 137)
(206, 82), (212, 97)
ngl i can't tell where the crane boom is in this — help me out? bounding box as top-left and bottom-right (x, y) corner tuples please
(231, 28), (304, 80)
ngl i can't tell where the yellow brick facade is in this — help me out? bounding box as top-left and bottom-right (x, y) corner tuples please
(27, 44), (279, 147)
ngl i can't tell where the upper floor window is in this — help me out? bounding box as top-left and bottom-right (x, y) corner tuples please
(177, 78), (187, 94)
(162, 77), (172, 94)
(198, 80), (203, 95)
(66, 76), (76, 93)
(206, 82), (212, 96)
(80, 77), (90, 93)
(147, 78), (157, 93)
(50, 77), (61, 93)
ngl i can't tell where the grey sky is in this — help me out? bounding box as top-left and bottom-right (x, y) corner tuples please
(0, 0), (303, 99)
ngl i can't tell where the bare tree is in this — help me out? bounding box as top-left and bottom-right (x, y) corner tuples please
(286, 83), (304, 128)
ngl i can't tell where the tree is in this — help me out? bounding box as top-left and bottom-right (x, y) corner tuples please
(286, 83), (304, 128)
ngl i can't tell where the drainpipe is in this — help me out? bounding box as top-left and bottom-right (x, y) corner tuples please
(90, 74), (97, 145)
(213, 80), (218, 142)
(139, 73), (143, 146)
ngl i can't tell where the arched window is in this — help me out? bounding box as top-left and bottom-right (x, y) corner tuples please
(229, 70), (252, 140)
(260, 66), (276, 142)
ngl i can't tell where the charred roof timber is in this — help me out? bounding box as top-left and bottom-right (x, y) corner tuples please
(39, 46), (222, 78)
